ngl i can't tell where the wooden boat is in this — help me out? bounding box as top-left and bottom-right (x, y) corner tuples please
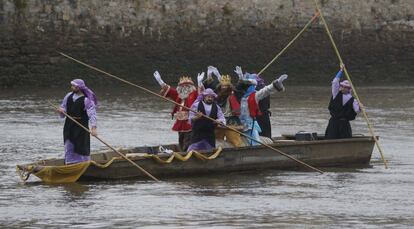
(16, 135), (375, 182)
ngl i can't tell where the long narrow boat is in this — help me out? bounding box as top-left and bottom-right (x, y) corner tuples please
(16, 135), (375, 183)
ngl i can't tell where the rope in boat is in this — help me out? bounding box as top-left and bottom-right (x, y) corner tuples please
(89, 157), (121, 168)
(313, 0), (388, 168)
(91, 147), (223, 167)
(149, 147), (223, 164)
(257, 11), (320, 75)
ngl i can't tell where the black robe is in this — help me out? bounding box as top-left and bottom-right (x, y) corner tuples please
(325, 92), (357, 139)
(63, 93), (90, 155)
(191, 102), (218, 147)
(255, 84), (272, 138)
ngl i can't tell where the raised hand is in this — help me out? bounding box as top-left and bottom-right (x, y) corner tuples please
(153, 71), (165, 86)
(207, 66), (215, 79)
(197, 72), (205, 87)
(234, 66), (243, 79)
(277, 74), (288, 83)
(208, 66), (221, 80)
(212, 67), (221, 80)
(273, 74), (288, 91)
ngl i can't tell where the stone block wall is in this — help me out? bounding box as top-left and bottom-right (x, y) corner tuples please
(0, 0), (413, 87)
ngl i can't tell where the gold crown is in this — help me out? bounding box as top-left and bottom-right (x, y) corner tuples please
(178, 76), (194, 85)
(219, 75), (232, 86)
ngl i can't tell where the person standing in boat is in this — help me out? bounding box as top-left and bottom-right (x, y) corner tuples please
(253, 74), (272, 138)
(238, 73), (288, 146)
(153, 71), (201, 151)
(57, 79), (97, 165)
(197, 66), (243, 147)
(325, 64), (362, 139)
(213, 74), (243, 147)
(187, 88), (226, 152)
(234, 66), (273, 139)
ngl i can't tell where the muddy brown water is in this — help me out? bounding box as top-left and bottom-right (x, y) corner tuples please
(0, 85), (413, 228)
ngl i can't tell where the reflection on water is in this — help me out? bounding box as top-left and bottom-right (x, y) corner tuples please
(0, 86), (414, 228)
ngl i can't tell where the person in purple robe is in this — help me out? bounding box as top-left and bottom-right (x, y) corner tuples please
(325, 64), (362, 139)
(57, 79), (97, 164)
(187, 88), (226, 152)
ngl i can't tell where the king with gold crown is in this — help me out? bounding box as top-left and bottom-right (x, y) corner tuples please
(153, 71), (199, 151)
(213, 73), (243, 147)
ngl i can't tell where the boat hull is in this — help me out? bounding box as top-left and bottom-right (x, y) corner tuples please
(79, 137), (375, 180)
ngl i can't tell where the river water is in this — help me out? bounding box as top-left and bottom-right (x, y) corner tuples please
(1, 85), (413, 228)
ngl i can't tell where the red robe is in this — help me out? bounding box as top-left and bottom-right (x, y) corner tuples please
(228, 94), (241, 116)
(247, 92), (262, 118)
(161, 85), (198, 132)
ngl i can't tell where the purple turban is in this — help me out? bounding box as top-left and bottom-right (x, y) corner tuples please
(252, 73), (265, 86)
(201, 88), (217, 98)
(71, 79), (98, 107)
(340, 80), (351, 89)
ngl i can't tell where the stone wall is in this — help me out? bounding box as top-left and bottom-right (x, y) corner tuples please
(0, 0), (413, 88)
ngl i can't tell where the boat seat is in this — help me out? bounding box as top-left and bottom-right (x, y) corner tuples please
(259, 136), (274, 144)
(216, 139), (235, 148)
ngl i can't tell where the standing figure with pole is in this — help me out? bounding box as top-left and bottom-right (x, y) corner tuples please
(187, 88), (226, 152)
(57, 79), (98, 165)
(325, 64), (363, 139)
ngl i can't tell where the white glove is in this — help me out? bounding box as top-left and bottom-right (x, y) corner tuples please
(207, 66), (221, 80)
(197, 72), (205, 87)
(212, 68), (221, 80)
(234, 66), (243, 80)
(272, 74), (288, 91)
(207, 66), (214, 79)
(277, 74), (288, 83)
(153, 71), (165, 86)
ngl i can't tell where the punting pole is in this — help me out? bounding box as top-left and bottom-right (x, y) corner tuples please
(58, 52), (325, 174)
(257, 11), (320, 76)
(48, 101), (160, 181)
(313, 0), (388, 168)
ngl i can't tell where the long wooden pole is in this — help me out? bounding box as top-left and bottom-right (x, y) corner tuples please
(257, 11), (320, 75)
(313, 0), (388, 168)
(58, 52), (324, 174)
(47, 101), (160, 181)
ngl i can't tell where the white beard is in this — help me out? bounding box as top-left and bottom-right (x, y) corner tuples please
(177, 85), (196, 100)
